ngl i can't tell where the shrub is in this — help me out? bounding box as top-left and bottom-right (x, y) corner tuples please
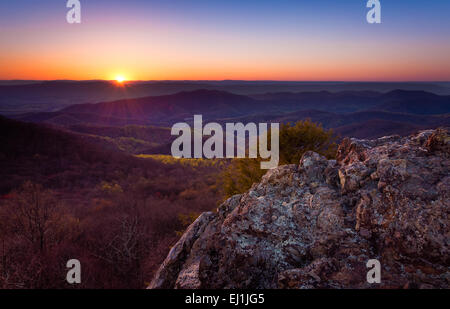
(222, 120), (337, 198)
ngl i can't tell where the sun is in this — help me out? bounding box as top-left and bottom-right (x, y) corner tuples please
(115, 75), (126, 83)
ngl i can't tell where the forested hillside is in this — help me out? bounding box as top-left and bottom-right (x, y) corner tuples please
(0, 116), (223, 288)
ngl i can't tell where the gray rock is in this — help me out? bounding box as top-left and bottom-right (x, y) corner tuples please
(149, 129), (450, 289)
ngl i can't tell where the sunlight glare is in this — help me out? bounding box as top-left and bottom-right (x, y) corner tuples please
(115, 75), (126, 83)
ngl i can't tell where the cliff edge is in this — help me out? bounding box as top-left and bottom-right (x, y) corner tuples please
(149, 129), (449, 289)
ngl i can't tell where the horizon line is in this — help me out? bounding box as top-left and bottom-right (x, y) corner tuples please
(1, 79), (450, 83)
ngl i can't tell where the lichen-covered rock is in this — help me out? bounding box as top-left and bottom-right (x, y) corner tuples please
(148, 212), (216, 289)
(150, 129), (450, 289)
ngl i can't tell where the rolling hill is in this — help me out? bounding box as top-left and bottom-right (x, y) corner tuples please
(9, 89), (450, 142)
(0, 115), (165, 193)
(2, 81), (449, 115)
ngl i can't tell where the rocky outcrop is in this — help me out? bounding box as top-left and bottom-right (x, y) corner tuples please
(149, 129), (450, 289)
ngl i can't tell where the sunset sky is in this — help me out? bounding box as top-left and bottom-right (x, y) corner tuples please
(1, 0), (449, 81)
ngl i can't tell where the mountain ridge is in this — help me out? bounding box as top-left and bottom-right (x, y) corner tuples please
(8, 89), (450, 142)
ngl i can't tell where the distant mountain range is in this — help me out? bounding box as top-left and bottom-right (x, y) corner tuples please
(11, 87), (449, 127)
(0, 86), (447, 153)
(1, 80), (450, 115)
(252, 89), (450, 114)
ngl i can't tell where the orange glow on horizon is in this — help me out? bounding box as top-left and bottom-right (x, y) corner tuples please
(1, 48), (450, 82)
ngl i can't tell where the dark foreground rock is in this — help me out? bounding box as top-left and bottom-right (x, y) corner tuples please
(149, 129), (450, 289)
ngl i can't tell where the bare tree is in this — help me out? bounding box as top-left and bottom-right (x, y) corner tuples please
(5, 182), (61, 252)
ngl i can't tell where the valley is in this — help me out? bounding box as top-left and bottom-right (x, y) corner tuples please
(0, 81), (448, 288)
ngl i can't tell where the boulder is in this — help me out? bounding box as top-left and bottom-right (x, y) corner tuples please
(150, 129), (450, 289)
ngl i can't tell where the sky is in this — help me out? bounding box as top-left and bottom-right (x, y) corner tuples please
(0, 0), (449, 81)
